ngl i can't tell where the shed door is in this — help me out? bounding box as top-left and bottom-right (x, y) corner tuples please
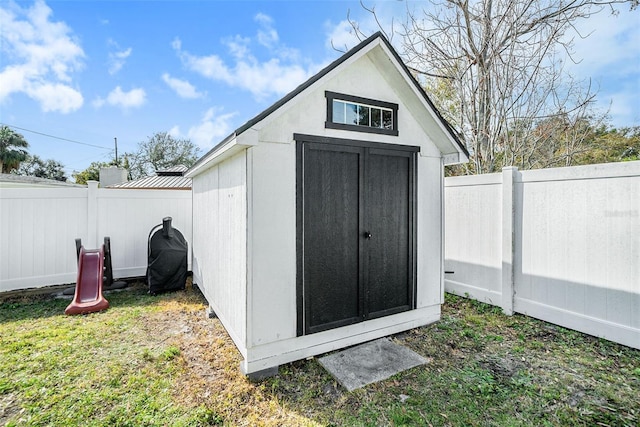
(296, 135), (417, 335)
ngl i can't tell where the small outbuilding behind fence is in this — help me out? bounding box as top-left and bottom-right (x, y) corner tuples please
(186, 33), (469, 376)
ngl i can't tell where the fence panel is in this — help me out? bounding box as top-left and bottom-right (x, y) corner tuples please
(0, 183), (192, 292)
(444, 161), (640, 349)
(514, 163), (639, 349)
(0, 188), (88, 291)
(444, 173), (503, 305)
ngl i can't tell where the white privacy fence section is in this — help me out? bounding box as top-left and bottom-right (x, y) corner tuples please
(0, 182), (192, 292)
(445, 161), (640, 349)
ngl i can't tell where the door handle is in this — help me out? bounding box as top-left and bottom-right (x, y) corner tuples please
(364, 231), (372, 239)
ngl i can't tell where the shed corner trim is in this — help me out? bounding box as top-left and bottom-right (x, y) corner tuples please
(442, 152), (469, 166)
(186, 132), (258, 178)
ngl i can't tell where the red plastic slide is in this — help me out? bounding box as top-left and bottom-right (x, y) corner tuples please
(65, 245), (109, 315)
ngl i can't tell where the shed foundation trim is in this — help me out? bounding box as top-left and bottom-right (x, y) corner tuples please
(243, 365), (279, 381)
(240, 305), (440, 375)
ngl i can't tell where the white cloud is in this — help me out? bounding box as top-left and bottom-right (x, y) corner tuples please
(0, 65), (28, 100)
(93, 86), (146, 109)
(178, 49), (311, 99)
(161, 73), (205, 99)
(108, 40), (132, 75)
(570, 8), (640, 74)
(255, 13), (278, 48)
(325, 19), (361, 52)
(186, 107), (237, 149)
(0, 0), (85, 113)
(565, 6), (640, 126)
(223, 35), (251, 60)
(173, 15), (319, 100)
(324, 1), (407, 52)
(168, 125), (181, 137)
(28, 82), (83, 113)
(605, 89), (640, 126)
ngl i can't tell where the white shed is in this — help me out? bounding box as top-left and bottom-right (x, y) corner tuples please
(186, 32), (469, 377)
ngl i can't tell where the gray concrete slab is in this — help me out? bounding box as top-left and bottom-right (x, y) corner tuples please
(318, 337), (427, 391)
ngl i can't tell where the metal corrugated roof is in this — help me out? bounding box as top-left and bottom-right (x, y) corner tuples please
(106, 165), (192, 189)
(107, 174), (191, 189)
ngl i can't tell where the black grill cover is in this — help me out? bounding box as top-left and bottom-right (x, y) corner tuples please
(147, 217), (187, 294)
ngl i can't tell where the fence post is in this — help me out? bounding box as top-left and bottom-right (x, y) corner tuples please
(501, 167), (517, 315)
(87, 180), (99, 248)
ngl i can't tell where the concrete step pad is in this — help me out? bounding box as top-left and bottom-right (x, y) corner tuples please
(318, 337), (427, 391)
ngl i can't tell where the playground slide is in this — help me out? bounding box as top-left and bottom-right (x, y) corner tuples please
(65, 245), (109, 315)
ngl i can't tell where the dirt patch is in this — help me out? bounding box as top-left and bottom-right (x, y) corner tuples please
(130, 288), (316, 425)
(143, 305), (235, 402)
(477, 354), (523, 380)
(0, 393), (22, 424)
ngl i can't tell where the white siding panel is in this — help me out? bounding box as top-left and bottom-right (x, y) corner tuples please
(192, 165), (219, 291)
(247, 142), (297, 347)
(417, 155), (445, 307)
(192, 151), (247, 352)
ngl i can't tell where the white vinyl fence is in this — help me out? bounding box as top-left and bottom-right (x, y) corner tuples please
(445, 161), (640, 349)
(0, 182), (192, 292)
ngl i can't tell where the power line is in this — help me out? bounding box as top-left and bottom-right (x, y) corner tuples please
(1, 123), (111, 150)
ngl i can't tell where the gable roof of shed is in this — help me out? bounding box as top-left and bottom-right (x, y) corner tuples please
(187, 32), (468, 176)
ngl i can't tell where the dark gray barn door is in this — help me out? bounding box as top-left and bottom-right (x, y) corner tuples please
(296, 135), (417, 335)
(365, 148), (414, 319)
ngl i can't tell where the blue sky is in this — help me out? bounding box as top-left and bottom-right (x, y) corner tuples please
(1, 0), (638, 180)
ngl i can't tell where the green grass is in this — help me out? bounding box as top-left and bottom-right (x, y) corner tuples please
(0, 286), (214, 426)
(1, 287), (638, 426)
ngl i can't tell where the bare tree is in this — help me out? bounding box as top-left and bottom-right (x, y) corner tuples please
(351, 0), (637, 173)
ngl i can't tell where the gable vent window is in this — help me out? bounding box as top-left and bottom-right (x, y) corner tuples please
(326, 91), (398, 136)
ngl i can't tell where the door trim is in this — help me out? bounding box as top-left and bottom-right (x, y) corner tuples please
(295, 134), (419, 336)
(294, 133), (419, 153)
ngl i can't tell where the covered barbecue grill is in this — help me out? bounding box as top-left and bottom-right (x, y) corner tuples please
(147, 217), (188, 294)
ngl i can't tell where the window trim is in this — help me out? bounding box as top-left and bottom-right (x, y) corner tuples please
(325, 91), (399, 136)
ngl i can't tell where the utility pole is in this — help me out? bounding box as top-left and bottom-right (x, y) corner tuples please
(114, 137), (118, 165)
